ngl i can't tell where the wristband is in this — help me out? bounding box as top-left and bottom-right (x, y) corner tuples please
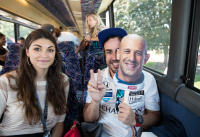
(135, 114), (143, 126)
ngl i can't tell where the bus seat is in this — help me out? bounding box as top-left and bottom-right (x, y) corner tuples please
(57, 41), (83, 102)
(83, 41), (106, 91)
(58, 41), (85, 135)
(86, 41), (106, 71)
(151, 92), (200, 137)
(87, 41), (104, 54)
(83, 54), (95, 91)
(0, 43), (22, 75)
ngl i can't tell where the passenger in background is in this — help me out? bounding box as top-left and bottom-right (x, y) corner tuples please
(0, 32), (8, 66)
(75, 12), (106, 54)
(58, 31), (80, 49)
(41, 24), (61, 41)
(53, 28), (61, 41)
(17, 37), (25, 45)
(85, 12), (106, 41)
(0, 29), (69, 137)
(84, 34), (161, 137)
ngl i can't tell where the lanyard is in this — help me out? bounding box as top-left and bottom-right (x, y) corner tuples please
(35, 84), (48, 133)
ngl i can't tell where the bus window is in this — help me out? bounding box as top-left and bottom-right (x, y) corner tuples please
(114, 0), (172, 74)
(0, 20), (15, 46)
(19, 25), (33, 39)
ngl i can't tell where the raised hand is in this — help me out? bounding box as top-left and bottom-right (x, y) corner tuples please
(87, 69), (106, 103)
(84, 34), (91, 41)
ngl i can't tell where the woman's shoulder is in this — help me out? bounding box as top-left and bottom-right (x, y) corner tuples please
(61, 73), (69, 86)
(0, 71), (17, 91)
(0, 71), (16, 81)
(61, 73), (69, 80)
(0, 74), (9, 87)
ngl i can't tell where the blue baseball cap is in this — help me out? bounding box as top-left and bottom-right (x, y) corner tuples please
(98, 27), (127, 46)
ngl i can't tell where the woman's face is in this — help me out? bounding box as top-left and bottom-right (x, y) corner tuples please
(87, 15), (97, 29)
(26, 38), (56, 72)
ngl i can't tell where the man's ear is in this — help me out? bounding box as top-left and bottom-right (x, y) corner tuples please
(144, 54), (150, 64)
(117, 48), (120, 60)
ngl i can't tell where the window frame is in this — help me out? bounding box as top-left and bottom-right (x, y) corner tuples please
(185, 0), (200, 92)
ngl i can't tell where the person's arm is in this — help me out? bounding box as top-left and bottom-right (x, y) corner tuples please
(84, 35), (91, 41)
(83, 101), (100, 122)
(75, 46), (80, 54)
(0, 54), (7, 62)
(0, 77), (8, 117)
(83, 69), (106, 122)
(75, 39), (89, 54)
(142, 74), (161, 129)
(118, 103), (160, 136)
(118, 103), (161, 127)
(142, 109), (161, 129)
(51, 122), (64, 137)
(90, 37), (99, 41)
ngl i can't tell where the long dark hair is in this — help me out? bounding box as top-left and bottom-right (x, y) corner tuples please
(0, 32), (5, 38)
(8, 29), (67, 124)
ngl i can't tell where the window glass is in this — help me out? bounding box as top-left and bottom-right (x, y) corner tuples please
(0, 20), (15, 46)
(19, 25), (33, 39)
(0, 9), (40, 28)
(114, 0), (172, 74)
(99, 10), (110, 27)
(194, 44), (200, 89)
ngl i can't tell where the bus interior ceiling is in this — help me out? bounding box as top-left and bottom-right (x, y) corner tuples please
(1, 0), (200, 137)
(0, 0), (112, 38)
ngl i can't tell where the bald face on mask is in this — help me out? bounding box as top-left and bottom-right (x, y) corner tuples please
(117, 34), (150, 83)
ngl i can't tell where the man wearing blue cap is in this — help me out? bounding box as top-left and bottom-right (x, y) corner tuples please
(84, 29), (160, 137)
(83, 27), (128, 134)
(98, 27), (127, 78)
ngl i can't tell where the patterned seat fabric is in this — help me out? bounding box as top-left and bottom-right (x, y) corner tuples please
(58, 41), (85, 135)
(0, 43), (23, 75)
(83, 54), (95, 91)
(83, 41), (106, 92)
(57, 41), (83, 102)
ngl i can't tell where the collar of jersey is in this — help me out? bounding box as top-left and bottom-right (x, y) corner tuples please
(104, 67), (113, 79)
(114, 70), (144, 85)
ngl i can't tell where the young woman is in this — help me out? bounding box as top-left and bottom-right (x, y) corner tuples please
(85, 12), (106, 41)
(0, 29), (69, 137)
(75, 12), (106, 54)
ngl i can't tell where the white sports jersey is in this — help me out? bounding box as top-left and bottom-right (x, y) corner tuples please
(86, 67), (160, 137)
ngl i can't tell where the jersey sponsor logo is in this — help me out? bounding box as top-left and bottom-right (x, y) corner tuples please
(103, 81), (110, 88)
(102, 92), (112, 102)
(101, 104), (117, 114)
(128, 85), (137, 90)
(103, 81), (113, 91)
(129, 95), (143, 104)
(129, 90), (144, 96)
